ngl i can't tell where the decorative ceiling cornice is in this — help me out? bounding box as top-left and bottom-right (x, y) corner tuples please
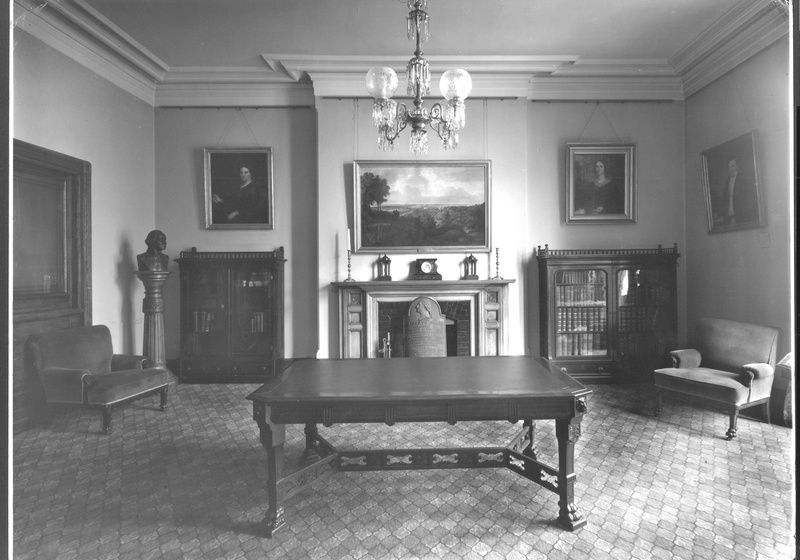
(13, 0), (168, 105)
(670, 0), (790, 97)
(13, 0), (790, 107)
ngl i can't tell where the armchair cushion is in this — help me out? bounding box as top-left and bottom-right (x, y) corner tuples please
(654, 366), (752, 405)
(84, 367), (171, 406)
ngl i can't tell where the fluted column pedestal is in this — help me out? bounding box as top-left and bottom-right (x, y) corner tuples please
(137, 271), (170, 368)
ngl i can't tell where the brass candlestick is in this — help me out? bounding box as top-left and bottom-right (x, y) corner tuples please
(492, 248), (503, 280)
(344, 249), (354, 282)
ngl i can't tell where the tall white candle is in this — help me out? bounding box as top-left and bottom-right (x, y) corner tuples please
(347, 228), (352, 252)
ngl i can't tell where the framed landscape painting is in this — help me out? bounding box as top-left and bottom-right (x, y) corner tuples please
(566, 143), (636, 224)
(353, 160), (491, 253)
(204, 147), (274, 229)
(700, 131), (764, 233)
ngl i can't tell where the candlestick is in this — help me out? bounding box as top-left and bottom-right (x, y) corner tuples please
(344, 248), (354, 282)
(492, 247), (503, 280)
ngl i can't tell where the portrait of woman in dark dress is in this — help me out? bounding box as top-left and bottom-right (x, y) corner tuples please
(204, 147), (274, 229)
(574, 160), (623, 215)
(212, 165), (268, 223)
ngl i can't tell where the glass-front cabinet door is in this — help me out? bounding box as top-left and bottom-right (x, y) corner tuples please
(230, 267), (275, 357)
(616, 267), (676, 364)
(181, 266), (228, 359)
(553, 268), (609, 359)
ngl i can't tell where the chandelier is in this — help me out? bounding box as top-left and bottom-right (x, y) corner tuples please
(365, 0), (473, 155)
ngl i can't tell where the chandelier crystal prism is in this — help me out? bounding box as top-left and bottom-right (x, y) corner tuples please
(365, 0), (472, 155)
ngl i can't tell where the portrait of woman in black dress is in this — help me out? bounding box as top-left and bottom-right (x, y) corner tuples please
(204, 147), (274, 229)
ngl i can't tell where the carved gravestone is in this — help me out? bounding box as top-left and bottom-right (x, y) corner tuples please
(406, 296), (447, 357)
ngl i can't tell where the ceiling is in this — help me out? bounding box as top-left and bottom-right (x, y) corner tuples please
(14, 0), (789, 105)
(83, 0), (737, 68)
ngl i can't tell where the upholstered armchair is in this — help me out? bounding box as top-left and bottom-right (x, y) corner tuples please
(653, 317), (779, 440)
(26, 325), (171, 434)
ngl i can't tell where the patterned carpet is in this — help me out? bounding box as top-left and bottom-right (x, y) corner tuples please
(12, 382), (795, 559)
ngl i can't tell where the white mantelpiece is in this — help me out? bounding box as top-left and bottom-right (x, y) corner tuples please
(332, 279), (515, 359)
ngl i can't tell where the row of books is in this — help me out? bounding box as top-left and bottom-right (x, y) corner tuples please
(555, 270), (603, 284)
(192, 310), (216, 333)
(618, 284), (671, 306)
(249, 311), (266, 333)
(555, 284), (606, 306)
(555, 333), (608, 357)
(556, 307), (607, 333)
(618, 307), (655, 332)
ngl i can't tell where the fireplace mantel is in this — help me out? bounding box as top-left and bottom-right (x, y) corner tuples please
(332, 279), (515, 359)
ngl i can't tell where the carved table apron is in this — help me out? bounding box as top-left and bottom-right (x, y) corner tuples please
(247, 356), (591, 537)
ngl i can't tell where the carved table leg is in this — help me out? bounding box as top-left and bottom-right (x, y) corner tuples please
(522, 419), (537, 459)
(555, 417), (586, 531)
(301, 422), (322, 464)
(255, 402), (286, 537)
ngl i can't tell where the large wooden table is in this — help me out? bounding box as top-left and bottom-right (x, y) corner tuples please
(247, 356), (592, 537)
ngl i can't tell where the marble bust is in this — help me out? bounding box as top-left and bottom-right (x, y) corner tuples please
(137, 229), (169, 272)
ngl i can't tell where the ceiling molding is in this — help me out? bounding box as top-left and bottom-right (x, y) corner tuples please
(155, 82), (315, 108)
(670, 0), (790, 97)
(528, 76), (685, 102)
(13, 0), (790, 106)
(155, 66), (315, 107)
(264, 54), (686, 101)
(13, 0), (167, 104)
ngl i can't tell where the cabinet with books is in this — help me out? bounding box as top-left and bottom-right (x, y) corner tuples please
(537, 245), (678, 382)
(177, 248), (285, 382)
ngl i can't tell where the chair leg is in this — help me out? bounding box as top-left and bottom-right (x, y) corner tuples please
(654, 390), (663, 417)
(160, 386), (169, 410)
(101, 406), (112, 435)
(764, 399), (771, 425)
(726, 406), (738, 440)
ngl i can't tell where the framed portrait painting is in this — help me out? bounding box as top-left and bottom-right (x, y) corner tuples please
(204, 147), (274, 229)
(566, 143), (636, 224)
(353, 160), (491, 253)
(700, 131), (764, 233)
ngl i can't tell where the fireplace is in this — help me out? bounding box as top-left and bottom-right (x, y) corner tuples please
(332, 279), (514, 359)
(377, 299), (473, 357)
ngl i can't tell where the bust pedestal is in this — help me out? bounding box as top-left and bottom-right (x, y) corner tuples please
(137, 271), (170, 368)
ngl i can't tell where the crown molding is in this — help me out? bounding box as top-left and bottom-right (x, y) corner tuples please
(155, 66), (314, 107)
(155, 82), (315, 108)
(261, 53), (579, 81)
(263, 54), (686, 100)
(13, 0), (790, 106)
(13, 0), (167, 104)
(527, 76), (685, 101)
(670, 0), (790, 97)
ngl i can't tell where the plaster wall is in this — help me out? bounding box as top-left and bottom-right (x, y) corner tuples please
(13, 29), (156, 354)
(153, 107), (318, 359)
(316, 97), (686, 359)
(683, 38), (792, 357)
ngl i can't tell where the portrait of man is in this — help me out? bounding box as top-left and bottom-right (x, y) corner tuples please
(204, 147), (274, 229)
(701, 131), (763, 233)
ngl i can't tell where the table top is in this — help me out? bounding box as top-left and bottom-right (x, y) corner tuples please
(247, 356), (590, 405)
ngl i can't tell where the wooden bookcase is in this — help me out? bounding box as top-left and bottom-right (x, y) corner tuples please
(176, 248), (285, 382)
(537, 245), (679, 382)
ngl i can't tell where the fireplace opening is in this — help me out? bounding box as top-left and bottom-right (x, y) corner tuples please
(377, 300), (472, 357)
